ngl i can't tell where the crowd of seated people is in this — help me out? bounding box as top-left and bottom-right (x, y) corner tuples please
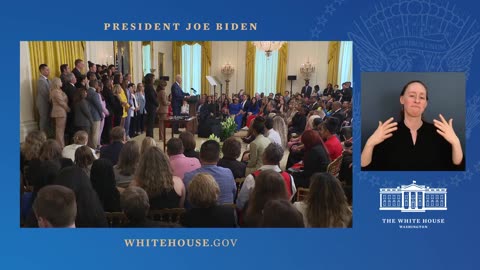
(21, 79), (353, 228)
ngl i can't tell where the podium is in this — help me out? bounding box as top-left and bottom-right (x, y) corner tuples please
(187, 95), (199, 134)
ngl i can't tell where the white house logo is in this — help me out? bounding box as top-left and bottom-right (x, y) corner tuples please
(379, 180), (447, 212)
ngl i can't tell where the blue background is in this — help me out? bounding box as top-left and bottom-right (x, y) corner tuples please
(4, 0), (480, 269)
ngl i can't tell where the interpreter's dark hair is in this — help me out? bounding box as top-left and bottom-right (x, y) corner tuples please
(200, 140), (220, 163)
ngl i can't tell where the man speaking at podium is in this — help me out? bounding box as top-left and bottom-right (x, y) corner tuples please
(171, 74), (190, 133)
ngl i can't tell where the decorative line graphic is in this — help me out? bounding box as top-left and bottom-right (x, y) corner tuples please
(380, 180), (447, 212)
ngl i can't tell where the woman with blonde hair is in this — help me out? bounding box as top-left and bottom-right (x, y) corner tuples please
(181, 173), (236, 227)
(113, 84), (129, 128)
(272, 115), (288, 148)
(130, 146), (185, 209)
(49, 77), (70, 147)
(294, 173), (351, 228)
(140, 137), (157, 155)
(21, 130), (47, 174)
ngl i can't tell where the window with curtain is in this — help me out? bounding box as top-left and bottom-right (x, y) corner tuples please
(181, 43), (202, 94)
(337, 41), (353, 86)
(142, 44), (151, 76)
(254, 49), (279, 95)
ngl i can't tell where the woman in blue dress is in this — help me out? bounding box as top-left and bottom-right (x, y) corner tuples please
(229, 96), (243, 131)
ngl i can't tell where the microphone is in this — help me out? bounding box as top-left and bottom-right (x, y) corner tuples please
(190, 88), (198, 93)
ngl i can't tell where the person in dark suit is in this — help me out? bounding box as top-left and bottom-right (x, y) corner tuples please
(181, 173), (237, 227)
(99, 126), (125, 165)
(144, 73), (158, 138)
(330, 101), (346, 132)
(171, 74), (190, 133)
(301, 80), (312, 98)
(72, 59), (85, 88)
(36, 64), (51, 133)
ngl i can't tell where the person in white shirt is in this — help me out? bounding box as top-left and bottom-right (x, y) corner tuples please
(237, 143), (296, 210)
(265, 117), (282, 146)
(62, 130), (97, 162)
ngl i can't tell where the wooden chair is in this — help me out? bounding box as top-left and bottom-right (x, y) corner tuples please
(327, 155), (343, 177)
(148, 208), (186, 223)
(296, 187), (309, 202)
(105, 212), (129, 227)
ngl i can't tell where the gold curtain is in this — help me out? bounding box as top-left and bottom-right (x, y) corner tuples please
(245, 42), (256, 97)
(28, 41), (85, 119)
(276, 43), (288, 95)
(172, 41), (211, 95)
(327, 41), (340, 86)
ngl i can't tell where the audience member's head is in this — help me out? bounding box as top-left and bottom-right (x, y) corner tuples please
(265, 117), (274, 130)
(199, 140), (220, 164)
(135, 146), (173, 196)
(116, 141), (140, 176)
(39, 64), (50, 77)
(312, 117), (324, 130)
(187, 173), (219, 208)
(33, 185), (77, 228)
(74, 59), (84, 70)
(179, 131), (196, 153)
(110, 127), (126, 142)
(32, 160), (61, 195)
(166, 138), (184, 156)
(319, 117), (339, 139)
(245, 170), (289, 227)
(306, 173), (351, 228)
(54, 166), (106, 227)
(39, 139), (63, 161)
(272, 115), (287, 148)
(90, 158), (120, 212)
(74, 146), (95, 169)
(221, 137), (241, 160)
(121, 186), (150, 222)
(50, 77), (62, 90)
(144, 73), (155, 86)
(251, 116), (266, 136)
(140, 137), (156, 155)
(261, 199), (304, 228)
(301, 130), (325, 153)
(66, 73), (76, 84)
(22, 130), (47, 160)
(262, 143), (284, 166)
(73, 130), (89, 145)
(60, 64), (70, 74)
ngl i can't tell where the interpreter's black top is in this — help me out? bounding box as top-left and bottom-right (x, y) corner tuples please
(362, 121), (464, 171)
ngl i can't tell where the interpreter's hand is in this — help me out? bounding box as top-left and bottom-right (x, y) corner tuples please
(434, 114), (460, 146)
(365, 117), (398, 147)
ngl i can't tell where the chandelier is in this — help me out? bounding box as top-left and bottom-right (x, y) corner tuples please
(221, 63), (234, 78)
(253, 41), (285, 57)
(300, 59), (315, 79)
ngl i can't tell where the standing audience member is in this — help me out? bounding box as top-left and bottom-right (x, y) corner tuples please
(135, 83), (146, 135)
(72, 59), (85, 86)
(183, 140), (236, 204)
(73, 88), (93, 135)
(32, 185), (77, 228)
(49, 77), (70, 148)
(293, 173), (351, 227)
(156, 80), (169, 141)
(90, 158), (121, 212)
(86, 80), (104, 149)
(99, 126), (125, 165)
(54, 166), (108, 227)
(144, 73), (158, 138)
(59, 64), (70, 86)
(243, 170), (289, 227)
(217, 137), (246, 179)
(171, 74), (190, 133)
(113, 141), (140, 187)
(130, 146), (185, 209)
(36, 64), (51, 133)
(101, 76), (115, 143)
(96, 81), (109, 147)
(63, 73), (77, 142)
(181, 173), (237, 227)
(167, 138), (201, 179)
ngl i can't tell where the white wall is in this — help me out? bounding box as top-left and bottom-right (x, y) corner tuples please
(286, 41), (329, 94)
(85, 41), (115, 66)
(152, 42), (173, 90)
(20, 42), (37, 142)
(211, 41), (246, 95)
